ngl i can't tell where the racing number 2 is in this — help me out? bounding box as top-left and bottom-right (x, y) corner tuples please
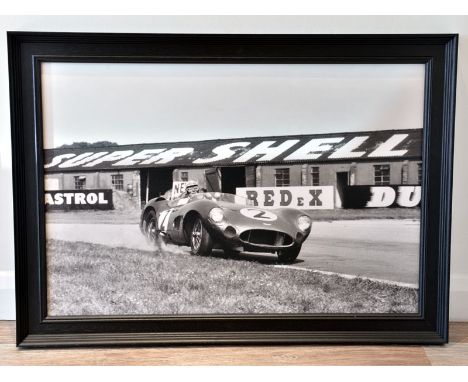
(253, 210), (267, 219)
(240, 208), (278, 221)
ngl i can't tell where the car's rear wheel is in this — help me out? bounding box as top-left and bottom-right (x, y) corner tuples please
(190, 217), (213, 256)
(277, 245), (301, 264)
(144, 210), (161, 246)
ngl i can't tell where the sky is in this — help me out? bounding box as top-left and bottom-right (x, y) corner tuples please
(41, 62), (425, 149)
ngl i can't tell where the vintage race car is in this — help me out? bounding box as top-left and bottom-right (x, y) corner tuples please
(140, 192), (312, 263)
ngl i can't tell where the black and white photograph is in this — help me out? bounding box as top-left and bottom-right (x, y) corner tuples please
(42, 62), (424, 316)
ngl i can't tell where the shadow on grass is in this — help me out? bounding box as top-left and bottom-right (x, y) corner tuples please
(190, 248), (305, 266)
(146, 240), (305, 266)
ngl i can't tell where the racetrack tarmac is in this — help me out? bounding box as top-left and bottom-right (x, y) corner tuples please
(46, 219), (420, 285)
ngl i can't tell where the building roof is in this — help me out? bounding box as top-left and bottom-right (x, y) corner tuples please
(44, 128), (423, 172)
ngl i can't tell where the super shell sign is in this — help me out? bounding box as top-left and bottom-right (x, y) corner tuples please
(44, 129), (422, 172)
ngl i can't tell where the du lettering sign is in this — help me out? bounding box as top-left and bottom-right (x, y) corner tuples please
(342, 186), (421, 208)
(236, 186), (334, 210)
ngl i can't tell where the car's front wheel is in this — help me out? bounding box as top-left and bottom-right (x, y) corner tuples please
(190, 217), (213, 256)
(277, 245), (301, 264)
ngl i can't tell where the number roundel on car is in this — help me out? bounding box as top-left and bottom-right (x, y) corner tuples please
(240, 208), (277, 221)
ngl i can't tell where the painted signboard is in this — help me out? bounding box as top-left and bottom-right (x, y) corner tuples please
(43, 129), (423, 172)
(171, 181), (188, 199)
(45, 189), (114, 210)
(236, 186), (334, 210)
(342, 186), (421, 208)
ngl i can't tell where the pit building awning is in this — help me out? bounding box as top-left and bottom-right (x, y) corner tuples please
(44, 129), (423, 172)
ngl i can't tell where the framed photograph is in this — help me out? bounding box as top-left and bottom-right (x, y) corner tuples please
(8, 32), (457, 347)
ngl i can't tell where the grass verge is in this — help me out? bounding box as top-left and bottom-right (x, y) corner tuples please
(47, 239), (418, 316)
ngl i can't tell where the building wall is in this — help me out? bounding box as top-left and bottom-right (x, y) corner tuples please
(45, 171), (137, 194)
(352, 161), (421, 186)
(257, 160), (421, 188)
(307, 163), (353, 186)
(407, 161), (422, 184)
(258, 165), (303, 187)
(45, 161), (422, 197)
(173, 168), (211, 190)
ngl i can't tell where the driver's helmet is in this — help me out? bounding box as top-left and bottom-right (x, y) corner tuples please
(183, 180), (200, 197)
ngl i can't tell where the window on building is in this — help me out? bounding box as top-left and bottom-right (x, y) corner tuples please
(180, 171), (189, 182)
(275, 168), (290, 187)
(374, 165), (390, 186)
(74, 176), (86, 190)
(112, 174), (124, 191)
(310, 166), (320, 186)
(417, 163), (422, 185)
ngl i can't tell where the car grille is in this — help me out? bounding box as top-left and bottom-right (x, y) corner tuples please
(240, 230), (293, 247)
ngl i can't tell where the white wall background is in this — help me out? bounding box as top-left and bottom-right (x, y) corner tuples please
(0, 15), (466, 320)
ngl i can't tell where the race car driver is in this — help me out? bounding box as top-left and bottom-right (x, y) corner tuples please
(183, 180), (201, 197)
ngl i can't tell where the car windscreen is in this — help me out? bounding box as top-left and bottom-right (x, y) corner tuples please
(189, 192), (253, 206)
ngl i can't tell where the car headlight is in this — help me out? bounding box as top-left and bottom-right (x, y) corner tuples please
(209, 207), (224, 223)
(297, 215), (312, 231)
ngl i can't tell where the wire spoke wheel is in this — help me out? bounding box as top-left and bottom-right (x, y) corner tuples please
(191, 219), (202, 251)
(144, 210), (161, 247)
(147, 218), (157, 243)
(189, 217), (213, 256)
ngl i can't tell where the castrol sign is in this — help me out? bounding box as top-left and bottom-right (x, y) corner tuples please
(45, 189), (113, 210)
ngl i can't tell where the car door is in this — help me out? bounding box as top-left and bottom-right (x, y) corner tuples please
(158, 196), (191, 242)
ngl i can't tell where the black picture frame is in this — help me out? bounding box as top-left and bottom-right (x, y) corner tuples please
(8, 32), (458, 347)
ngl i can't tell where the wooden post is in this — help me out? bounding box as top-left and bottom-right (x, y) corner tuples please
(256, 166), (262, 187)
(301, 164), (308, 186)
(145, 168), (149, 203)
